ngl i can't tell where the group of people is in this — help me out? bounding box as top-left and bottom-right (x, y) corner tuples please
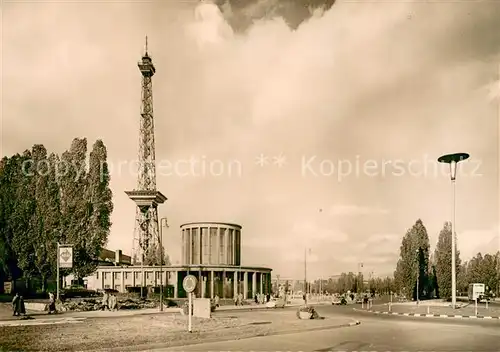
(101, 291), (118, 311)
(11, 293), (26, 316)
(254, 293), (270, 304)
(12, 292), (58, 317)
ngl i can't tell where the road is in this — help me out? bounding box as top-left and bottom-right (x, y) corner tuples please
(157, 305), (500, 351)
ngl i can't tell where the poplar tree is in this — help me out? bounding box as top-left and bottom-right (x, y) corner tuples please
(81, 140), (114, 277)
(59, 138), (90, 278)
(394, 219), (430, 300)
(0, 156), (23, 283)
(10, 150), (37, 285)
(434, 222), (461, 299)
(32, 151), (61, 291)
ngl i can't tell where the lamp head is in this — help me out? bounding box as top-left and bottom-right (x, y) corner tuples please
(437, 153), (470, 181)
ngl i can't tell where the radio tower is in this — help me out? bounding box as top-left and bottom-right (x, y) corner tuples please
(127, 37), (167, 268)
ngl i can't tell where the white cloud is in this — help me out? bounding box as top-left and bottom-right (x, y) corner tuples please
(329, 205), (389, 216)
(365, 233), (400, 244)
(486, 79), (500, 102)
(291, 220), (349, 244)
(460, 226), (500, 260)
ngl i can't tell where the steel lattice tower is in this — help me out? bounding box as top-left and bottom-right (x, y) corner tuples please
(131, 37), (161, 265)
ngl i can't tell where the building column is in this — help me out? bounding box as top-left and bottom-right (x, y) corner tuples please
(232, 232), (236, 265)
(233, 271), (238, 297)
(243, 272), (248, 299)
(111, 272), (115, 290)
(222, 271), (226, 299)
(252, 272), (257, 297)
(216, 227), (220, 264)
(199, 227), (203, 264)
(188, 230), (193, 264)
(260, 273), (263, 294)
(121, 271), (125, 293)
(173, 271), (178, 298)
(181, 230), (185, 264)
(210, 271), (215, 299)
(132, 270), (136, 287)
(101, 271), (104, 290)
(224, 229), (229, 265)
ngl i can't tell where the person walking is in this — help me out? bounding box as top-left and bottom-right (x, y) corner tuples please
(101, 291), (109, 310)
(48, 292), (57, 314)
(18, 295), (26, 316)
(12, 293), (20, 316)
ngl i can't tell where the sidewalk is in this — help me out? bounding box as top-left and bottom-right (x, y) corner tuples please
(359, 302), (500, 320)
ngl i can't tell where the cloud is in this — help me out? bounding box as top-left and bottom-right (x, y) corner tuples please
(329, 205), (390, 216)
(460, 226), (500, 260)
(3, 0), (499, 279)
(486, 79), (500, 102)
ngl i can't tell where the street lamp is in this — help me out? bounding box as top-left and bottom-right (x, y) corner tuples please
(438, 152), (470, 309)
(416, 249), (420, 305)
(159, 217), (168, 312)
(304, 248), (308, 305)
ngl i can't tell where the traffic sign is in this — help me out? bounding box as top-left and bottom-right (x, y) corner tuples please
(58, 246), (73, 268)
(183, 275), (197, 293)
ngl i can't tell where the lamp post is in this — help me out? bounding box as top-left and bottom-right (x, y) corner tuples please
(438, 152), (470, 309)
(159, 217), (168, 312)
(304, 248), (307, 305)
(416, 249), (420, 305)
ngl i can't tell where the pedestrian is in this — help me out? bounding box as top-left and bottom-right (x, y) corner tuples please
(238, 292), (243, 306)
(48, 292), (57, 314)
(108, 294), (117, 311)
(12, 293), (20, 316)
(234, 294), (238, 306)
(102, 291), (109, 310)
(254, 294), (258, 304)
(18, 295), (26, 316)
(214, 295), (220, 308)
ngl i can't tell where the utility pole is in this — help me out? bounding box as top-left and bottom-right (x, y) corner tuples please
(304, 248), (308, 305)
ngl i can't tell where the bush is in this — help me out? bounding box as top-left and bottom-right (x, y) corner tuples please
(62, 288), (99, 299)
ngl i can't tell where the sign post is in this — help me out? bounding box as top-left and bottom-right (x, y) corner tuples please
(57, 244), (73, 301)
(183, 275), (197, 333)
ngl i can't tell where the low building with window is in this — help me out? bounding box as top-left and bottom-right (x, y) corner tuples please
(71, 222), (273, 299)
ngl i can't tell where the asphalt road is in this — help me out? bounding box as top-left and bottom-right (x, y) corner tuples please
(159, 305), (500, 351)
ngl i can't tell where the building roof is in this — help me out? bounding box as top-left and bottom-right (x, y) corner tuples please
(180, 221), (242, 229)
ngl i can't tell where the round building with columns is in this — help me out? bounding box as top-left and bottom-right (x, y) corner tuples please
(178, 222), (272, 299)
(83, 221), (273, 300)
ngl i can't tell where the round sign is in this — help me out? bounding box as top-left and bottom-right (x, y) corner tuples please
(183, 275), (198, 293)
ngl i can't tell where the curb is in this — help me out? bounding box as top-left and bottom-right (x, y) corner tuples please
(354, 308), (500, 320)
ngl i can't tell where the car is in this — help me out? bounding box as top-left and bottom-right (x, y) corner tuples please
(332, 297), (341, 305)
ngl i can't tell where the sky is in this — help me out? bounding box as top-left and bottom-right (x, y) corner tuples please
(2, 0), (500, 279)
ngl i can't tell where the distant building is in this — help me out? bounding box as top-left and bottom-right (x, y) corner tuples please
(69, 222), (273, 299)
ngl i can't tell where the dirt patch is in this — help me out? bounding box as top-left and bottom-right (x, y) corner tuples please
(0, 310), (353, 351)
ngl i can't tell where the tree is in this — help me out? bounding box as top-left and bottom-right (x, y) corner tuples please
(143, 243), (170, 266)
(434, 222), (461, 299)
(59, 138), (90, 278)
(0, 155), (23, 284)
(466, 253), (498, 295)
(394, 219), (430, 300)
(76, 140), (114, 277)
(9, 149), (38, 286)
(31, 151), (61, 292)
(413, 219), (431, 299)
(457, 261), (469, 294)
